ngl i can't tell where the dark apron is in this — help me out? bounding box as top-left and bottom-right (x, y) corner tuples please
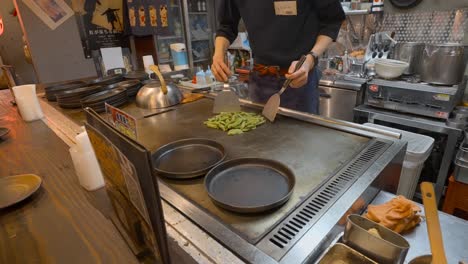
(248, 68), (321, 114)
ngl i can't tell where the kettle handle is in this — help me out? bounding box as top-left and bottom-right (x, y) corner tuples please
(149, 65), (167, 94)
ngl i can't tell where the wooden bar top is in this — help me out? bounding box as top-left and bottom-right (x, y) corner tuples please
(0, 90), (138, 263)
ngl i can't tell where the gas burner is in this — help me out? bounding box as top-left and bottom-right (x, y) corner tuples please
(365, 78), (466, 120)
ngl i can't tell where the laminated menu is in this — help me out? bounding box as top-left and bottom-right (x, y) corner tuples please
(84, 108), (170, 263)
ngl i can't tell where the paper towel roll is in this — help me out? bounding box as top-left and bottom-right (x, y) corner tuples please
(75, 131), (93, 153)
(69, 145), (105, 191)
(142, 55), (155, 74)
(12, 84), (44, 122)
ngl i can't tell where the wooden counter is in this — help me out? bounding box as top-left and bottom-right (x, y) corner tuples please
(0, 91), (138, 263)
(0, 90), (239, 264)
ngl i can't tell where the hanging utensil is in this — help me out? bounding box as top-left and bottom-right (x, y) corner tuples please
(420, 182), (448, 264)
(262, 55), (307, 122)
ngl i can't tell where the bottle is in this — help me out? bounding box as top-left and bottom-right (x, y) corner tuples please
(343, 50), (349, 74)
(197, 0), (202, 12)
(196, 70), (206, 85)
(205, 66), (214, 84)
(337, 57), (343, 72)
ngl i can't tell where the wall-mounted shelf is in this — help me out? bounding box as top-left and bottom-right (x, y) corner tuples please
(158, 35), (184, 40)
(194, 58), (209, 63)
(159, 58), (173, 64)
(345, 10), (370, 16)
(192, 38), (210, 42)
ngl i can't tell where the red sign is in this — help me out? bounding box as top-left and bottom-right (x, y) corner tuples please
(105, 103), (137, 140)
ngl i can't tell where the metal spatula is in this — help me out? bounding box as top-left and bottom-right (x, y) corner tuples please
(213, 82), (241, 114)
(262, 55), (307, 122)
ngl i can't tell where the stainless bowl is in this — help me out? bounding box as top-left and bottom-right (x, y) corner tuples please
(135, 80), (183, 109)
(318, 243), (378, 264)
(343, 214), (410, 264)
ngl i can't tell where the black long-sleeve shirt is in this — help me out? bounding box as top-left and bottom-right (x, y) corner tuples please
(216, 0), (345, 68)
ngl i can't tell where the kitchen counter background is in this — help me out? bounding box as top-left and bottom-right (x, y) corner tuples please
(35, 90), (468, 263)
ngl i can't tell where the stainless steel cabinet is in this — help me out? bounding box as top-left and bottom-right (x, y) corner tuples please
(319, 86), (360, 121)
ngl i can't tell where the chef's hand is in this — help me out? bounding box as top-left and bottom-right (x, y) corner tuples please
(285, 55), (315, 88)
(211, 54), (231, 82)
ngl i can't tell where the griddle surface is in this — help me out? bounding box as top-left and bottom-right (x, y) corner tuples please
(124, 99), (370, 243)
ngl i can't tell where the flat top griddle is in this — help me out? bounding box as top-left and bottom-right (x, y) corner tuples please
(124, 99), (371, 243)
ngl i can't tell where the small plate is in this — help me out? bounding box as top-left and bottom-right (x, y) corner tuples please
(0, 174), (42, 209)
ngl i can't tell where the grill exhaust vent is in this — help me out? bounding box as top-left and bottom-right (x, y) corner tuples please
(261, 140), (390, 259)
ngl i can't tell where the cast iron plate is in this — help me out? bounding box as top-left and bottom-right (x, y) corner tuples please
(152, 138), (226, 179)
(204, 158), (295, 213)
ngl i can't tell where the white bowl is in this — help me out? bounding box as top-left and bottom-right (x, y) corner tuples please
(375, 59), (409, 79)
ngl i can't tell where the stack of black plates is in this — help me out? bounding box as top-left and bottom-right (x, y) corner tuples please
(56, 85), (106, 109)
(86, 74), (124, 86)
(81, 87), (129, 113)
(44, 81), (88, 101)
(111, 80), (142, 97)
(124, 70), (148, 81)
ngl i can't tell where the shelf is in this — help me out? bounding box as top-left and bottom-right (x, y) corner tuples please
(157, 35), (184, 40)
(189, 11), (208, 15)
(344, 9), (370, 15)
(194, 58), (209, 63)
(192, 38), (210, 42)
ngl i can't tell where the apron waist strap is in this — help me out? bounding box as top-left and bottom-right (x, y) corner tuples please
(252, 64), (289, 77)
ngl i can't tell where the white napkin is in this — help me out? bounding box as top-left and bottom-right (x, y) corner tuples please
(69, 131), (105, 191)
(12, 84), (44, 122)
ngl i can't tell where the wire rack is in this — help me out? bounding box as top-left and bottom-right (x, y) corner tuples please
(379, 9), (468, 44)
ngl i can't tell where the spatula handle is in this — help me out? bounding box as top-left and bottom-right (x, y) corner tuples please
(279, 55), (308, 95)
(421, 182), (448, 264)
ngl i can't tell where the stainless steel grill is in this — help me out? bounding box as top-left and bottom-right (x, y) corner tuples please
(258, 140), (389, 260)
(117, 98), (406, 263)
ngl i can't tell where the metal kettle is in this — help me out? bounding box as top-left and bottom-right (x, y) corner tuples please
(135, 65), (183, 109)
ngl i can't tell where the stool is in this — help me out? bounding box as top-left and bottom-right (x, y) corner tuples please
(442, 176), (468, 220)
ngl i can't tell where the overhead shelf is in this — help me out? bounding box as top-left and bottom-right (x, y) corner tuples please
(157, 35), (184, 40)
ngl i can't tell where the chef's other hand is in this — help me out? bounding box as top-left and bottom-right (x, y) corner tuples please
(285, 55), (314, 88)
(211, 54), (231, 82)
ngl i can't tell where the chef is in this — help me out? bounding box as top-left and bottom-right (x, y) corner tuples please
(212, 0), (345, 114)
